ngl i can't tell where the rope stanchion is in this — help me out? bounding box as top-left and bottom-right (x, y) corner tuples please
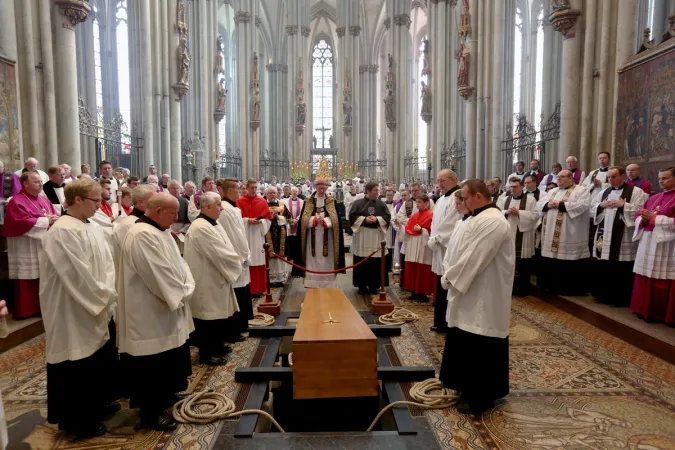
(271, 248), (378, 274)
(248, 312), (276, 327)
(377, 307), (420, 326)
(365, 379), (457, 432)
(172, 390), (285, 432)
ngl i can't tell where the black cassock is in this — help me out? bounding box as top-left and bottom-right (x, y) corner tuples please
(349, 197), (391, 292)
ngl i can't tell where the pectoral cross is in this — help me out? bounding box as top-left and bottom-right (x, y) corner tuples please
(314, 126), (332, 148)
(322, 312), (340, 324)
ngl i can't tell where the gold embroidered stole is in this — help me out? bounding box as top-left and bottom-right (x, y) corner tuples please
(299, 196), (341, 269)
(265, 203), (287, 257)
(543, 185), (576, 253)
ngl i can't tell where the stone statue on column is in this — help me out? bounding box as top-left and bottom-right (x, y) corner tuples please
(216, 35), (225, 75)
(296, 103), (306, 127)
(420, 81), (431, 123)
(295, 59), (306, 136)
(251, 52), (260, 90)
(251, 90), (261, 128)
(216, 79), (227, 111)
(173, 35), (191, 100)
(343, 97), (353, 126)
(421, 39), (430, 77)
(456, 44), (474, 100)
(384, 89), (396, 130)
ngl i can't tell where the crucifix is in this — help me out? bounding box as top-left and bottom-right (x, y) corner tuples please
(314, 125), (332, 148)
(322, 312), (340, 324)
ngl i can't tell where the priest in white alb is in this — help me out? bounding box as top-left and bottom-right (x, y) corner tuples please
(497, 177), (540, 296)
(297, 178), (346, 288)
(537, 169), (591, 295)
(217, 178), (253, 342)
(40, 179), (118, 438)
(439, 179), (514, 414)
(184, 192), (243, 365)
(117, 193), (195, 431)
(590, 167), (646, 306)
(427, 170), (461, 333)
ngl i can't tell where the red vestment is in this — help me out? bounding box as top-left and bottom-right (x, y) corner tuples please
(236, 195), (271, 295)
(403, 209), (435, 295)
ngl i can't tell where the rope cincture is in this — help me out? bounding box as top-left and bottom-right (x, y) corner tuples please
(248, 312), (276, 327)
(377, 307), (420, 326)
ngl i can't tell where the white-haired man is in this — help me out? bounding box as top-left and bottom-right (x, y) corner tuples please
(266, 185), (291, 286)
(61, 163), (75, 184)
(118, 193), (195, 431)
(14, 157), (48, 184)
(184, 192), (243, 365)
(283, 186), (304, 269)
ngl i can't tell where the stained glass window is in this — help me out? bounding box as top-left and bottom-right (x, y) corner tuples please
(312, 40), (333, 149)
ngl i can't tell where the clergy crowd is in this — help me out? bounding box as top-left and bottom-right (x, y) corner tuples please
(0, 151), (673, 433)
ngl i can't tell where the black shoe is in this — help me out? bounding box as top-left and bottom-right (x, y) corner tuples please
(225, 335), (245, 343)
(369, 288), (380, 295)
(140, 413), (177, 431)
(221, 345), (233, 354)
(358, 287), (369, 295)
(199, 354), (228, 366)
(430, 326), (448, 333)
(62, 422), (107, 438)
(455, 399), (494, 415)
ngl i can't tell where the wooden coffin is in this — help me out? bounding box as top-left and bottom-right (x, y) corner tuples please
(292, 288), (378, 400)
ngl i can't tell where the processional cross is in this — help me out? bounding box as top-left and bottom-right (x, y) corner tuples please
(314, 126), (332, 147)
(322, 312), (340, 324)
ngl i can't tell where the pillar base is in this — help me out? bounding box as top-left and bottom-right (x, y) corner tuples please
(371, 296), (395, 315)
(258, 297), (281, 316)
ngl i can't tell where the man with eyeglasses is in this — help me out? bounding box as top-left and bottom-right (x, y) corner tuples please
(537, 169), (591, 295)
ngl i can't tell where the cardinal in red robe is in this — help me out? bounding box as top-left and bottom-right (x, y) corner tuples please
(401, 195), (435, 298)
(236, 180), (272, 296)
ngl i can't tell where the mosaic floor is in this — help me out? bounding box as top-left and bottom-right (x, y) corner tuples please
(1, 280), (675, 449)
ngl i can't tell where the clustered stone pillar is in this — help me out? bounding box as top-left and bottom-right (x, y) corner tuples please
(235, 0), (260, 179)
(428, 0), (447, 175)
(359, 63), (378, 167)
(168, 0), (183, 180)
(611, 0), (638, 154)
(463, 0), (477, 178)
(337, 0), (361, 165)
(386, 0), (412, 183)
(54, 0), (91, 173)
(286, 0), (310, 165)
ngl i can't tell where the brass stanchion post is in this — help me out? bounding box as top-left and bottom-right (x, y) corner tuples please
(372, 240), (394, 315)
(257, 242), (281, 316)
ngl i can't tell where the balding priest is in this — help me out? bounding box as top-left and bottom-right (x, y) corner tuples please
(40, 179), (118, 437)
(350, 181), (391, 294)
(439, 179), (514, 414)
(631, 167), (675, 326)
(184, 192), (243, 365)
(112, 184), (155, 262)
(217, 178), (253, 342)
(117, 193), (195, 431)
(2, 172), (58, 318)
(297, 178), (346, 288)
(236, 179), (271, 297)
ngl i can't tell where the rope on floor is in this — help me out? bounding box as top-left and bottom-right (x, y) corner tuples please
(248, 312), (276, 327)
(288, 352), (293, 367)
(365, 378), (457, 432)
(172, 389), (286, 432)
(377, 307), (420, 326)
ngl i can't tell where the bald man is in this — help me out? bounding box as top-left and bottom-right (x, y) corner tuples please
(626, 163), (652, 196)
(117, 193), (195, 431)
(14, 157), (49, 184)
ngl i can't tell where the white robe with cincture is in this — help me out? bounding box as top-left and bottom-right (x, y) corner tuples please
(184, 218), (243, 320)
(427, 193), (461, 275)
(90, 208), (114, 247)
(497, 194), (540, 259)
(441, 208), (514, 338)
(218, 201), (251, 288)
(117, 222), (195, 356)
(538, 186), (591, 260)
(39, 215), (117, 364)
(591, 186), (646, 261)
(351, 215), (389, 258)
(633, 214), (675, 279)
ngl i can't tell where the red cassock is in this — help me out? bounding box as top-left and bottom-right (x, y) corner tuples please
(236, 195), (271, 295)
(402, 209), (435, 295)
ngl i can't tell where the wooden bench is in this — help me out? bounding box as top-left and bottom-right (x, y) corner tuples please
(292, 288), (378, 400)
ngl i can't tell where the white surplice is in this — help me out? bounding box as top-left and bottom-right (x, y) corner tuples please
(90, 208), (114, 247)
(351, 216), (389, 257)
(582, 168), (610, 199)
(117, 222), (195, 356)
(218, 200), (251, 288)
(304, 196), (338, 288)
(427, 192), (461, 275)
(591, 186), (646, 261)
(496, 194), (540, 259)
(39, 215), (117, 364)
(112, 214), (140, 264)
(183, 217), (243, 320)
(7, 216), (49, 280)
(633, 214), (675, 279)
(441, 207), (514, 338)
(245, 218), (271, 268)
(399, 227), (432, 265)
(537, 185), (591, 260)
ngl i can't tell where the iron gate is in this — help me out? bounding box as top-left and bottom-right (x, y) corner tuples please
(78, 98), (143, 175)
(440, 138), (467, 181)
(309, 148), (338, 179)
(501, 103), (560, 182)
(214, 149), (242, 180)
(259, 149), (289, 182)
(357, 151), (387, 181)
(404, 148), (430, 184)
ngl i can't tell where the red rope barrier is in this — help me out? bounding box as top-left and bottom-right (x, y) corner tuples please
(271, 249), (378, 274)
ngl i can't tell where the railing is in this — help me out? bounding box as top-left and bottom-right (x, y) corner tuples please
(440, 138), (466, 181)
(358, 151), (387, 181)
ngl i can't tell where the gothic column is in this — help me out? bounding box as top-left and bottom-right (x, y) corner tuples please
(54, 0), (91, 169)
(39, 0), (58, 165)
(386, 0), (412, 182)
(579, 0), (597, 170)
(611, 0), (638, 154)
(490, 0), (505, 177)
(235, 0), (260, 179)
(359, 63), (378, 166)
(594, 0), (614, 168)
(551, 0), (582, 163)
(20, 0), (41, 162)
(460, 0), (477, 178)
(286, 0), (309, 165)
(168, 0), (183, 180)
(139, 0), (154, 172)
(337, 0), (361, 165)
(429, 0), (448, 175)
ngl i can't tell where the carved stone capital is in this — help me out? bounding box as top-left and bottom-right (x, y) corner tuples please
(349, 25), (362, 36)
(394, 13), (412, 29)
(384, 18), (391, 30)
(458, 85), (475, 101)
(549, 8), (581, 37)
(214, 109), (226, 123)
(301, 26), (311, 37)
(235, 11), (251, 24)
(412, 0), (426, 9)
(172, 82), (189, 102)
(286, 25), (298, 36)
(336, 26), (346, 38)
(55, 0), (91, 30)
